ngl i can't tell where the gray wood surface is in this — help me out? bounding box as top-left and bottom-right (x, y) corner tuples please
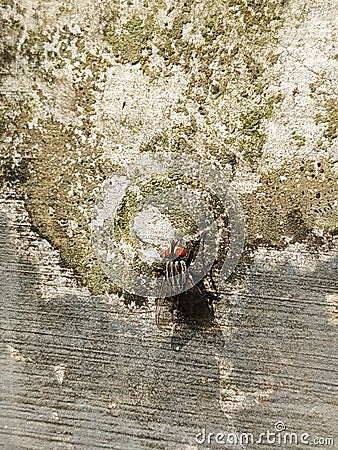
(1, 200), (337, 449)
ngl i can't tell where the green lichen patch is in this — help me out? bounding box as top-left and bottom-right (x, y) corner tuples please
(152, 0), (287, 167)
(0, 15), (22, 72)
(0, 6), (121, 295)
(316, 98), (338, 146)
(100, 0), (288, 169)
(103, 12), (156, 65)
(242, 158), (337, 247)
(19, 120), (118, 295)
(0, 94), (33, 189)
(114, 172), (227, 242)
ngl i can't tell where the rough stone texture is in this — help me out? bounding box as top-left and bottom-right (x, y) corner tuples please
(0, 0), (337, 448)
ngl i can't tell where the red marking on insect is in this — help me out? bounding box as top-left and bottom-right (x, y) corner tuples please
(175, 247), (187, 257)
(164, 246), (187, 258)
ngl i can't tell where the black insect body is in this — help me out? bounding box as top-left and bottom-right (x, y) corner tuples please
(155, 236), (217, 330)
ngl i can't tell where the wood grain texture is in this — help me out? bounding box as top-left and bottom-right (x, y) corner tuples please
(1, 200), (337, 450)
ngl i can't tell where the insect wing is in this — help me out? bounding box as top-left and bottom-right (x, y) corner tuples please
(155, 278), (177, 330)
(177, 274), (214, 327)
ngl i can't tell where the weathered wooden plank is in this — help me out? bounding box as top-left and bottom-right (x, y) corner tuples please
(1, 200), (337, 449)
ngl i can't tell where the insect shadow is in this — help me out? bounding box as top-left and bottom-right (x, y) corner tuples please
(155, 232), (223, 351)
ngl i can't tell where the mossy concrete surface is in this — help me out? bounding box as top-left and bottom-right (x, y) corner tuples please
(1, 0), (337, 296)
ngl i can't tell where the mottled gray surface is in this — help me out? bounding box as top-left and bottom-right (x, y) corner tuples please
(1, 0), (338, 448)
(1, 201), (337, 450)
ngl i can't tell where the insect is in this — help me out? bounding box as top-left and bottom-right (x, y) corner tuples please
(155, 233), (218, 330)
